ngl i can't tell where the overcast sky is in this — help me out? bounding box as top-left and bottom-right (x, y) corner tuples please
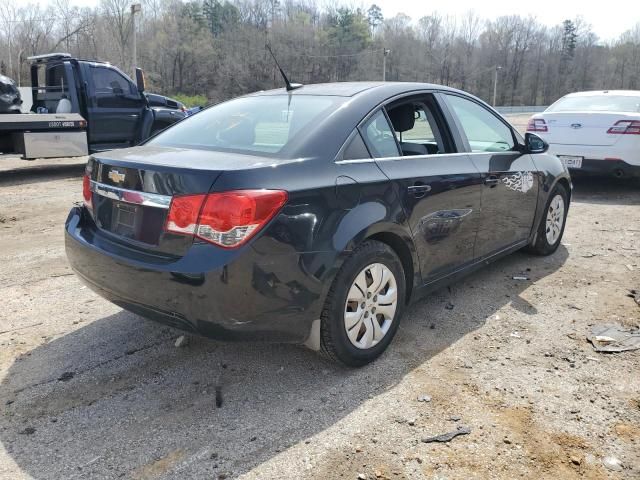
(371, 0), (638, 41)
(34, 0), (639, 41)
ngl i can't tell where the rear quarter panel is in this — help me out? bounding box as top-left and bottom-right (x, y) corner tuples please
(213, 156), (417, 310)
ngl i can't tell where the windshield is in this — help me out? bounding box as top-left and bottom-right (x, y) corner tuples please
(547, 95), (640, 113)
(149, 94), (344, 157)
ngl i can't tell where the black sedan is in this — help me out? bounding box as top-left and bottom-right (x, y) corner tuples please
(65, 82), (571, 366)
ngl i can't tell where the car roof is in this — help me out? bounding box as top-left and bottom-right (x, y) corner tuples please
(250, 81), (461, 98)
(564, 90), (640, 97)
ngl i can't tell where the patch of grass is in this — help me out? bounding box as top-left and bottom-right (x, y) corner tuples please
(172, 93), (208, 108)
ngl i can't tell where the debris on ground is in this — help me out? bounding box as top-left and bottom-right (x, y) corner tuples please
(512, 275), (529, 281)
(587, 324), (640, 353)
(417, 394), (431, 403)
(174, 335), (190, 348)
(57, 372), (75, 382)
(627, 289), (640, 306)
(421, 425), (471, 443)
(602, 455), (624, 472)
(215, 385), (223, 408)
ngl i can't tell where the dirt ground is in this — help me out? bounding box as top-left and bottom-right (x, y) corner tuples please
(0, 157), (639, 479)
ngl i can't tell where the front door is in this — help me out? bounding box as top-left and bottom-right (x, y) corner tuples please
(441, 93), (539, 258)
(360, 95), (483, 284)
(83, 63), (145, 148)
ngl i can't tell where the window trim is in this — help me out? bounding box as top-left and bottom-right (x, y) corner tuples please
(334, 89), (523, 163)
(335, 89), (467, 163)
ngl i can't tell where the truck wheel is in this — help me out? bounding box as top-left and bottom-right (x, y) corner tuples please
(525, 183), (569, 256)
(320, 241), (405, 367)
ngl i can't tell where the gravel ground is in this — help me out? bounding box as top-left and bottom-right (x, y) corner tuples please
(0, 161), (639, 480)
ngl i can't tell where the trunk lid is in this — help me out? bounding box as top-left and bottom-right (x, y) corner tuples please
(86, 145), (277, 256)
(537, 112), (640, 147)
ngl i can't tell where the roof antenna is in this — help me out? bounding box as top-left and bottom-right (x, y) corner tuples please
(266, 44), (303, 92)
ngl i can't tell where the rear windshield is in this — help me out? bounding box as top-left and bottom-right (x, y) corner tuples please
(547, 95), (640, 113)
(149, 95), (343, 157)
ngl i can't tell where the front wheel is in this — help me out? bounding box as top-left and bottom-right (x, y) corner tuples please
(320, 241), (405, 367)
(525, 183), (569, 256)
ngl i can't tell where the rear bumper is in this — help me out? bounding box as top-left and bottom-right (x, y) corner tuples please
(548, 144), (640, 177)
(65, 206), (327, 343)
(570, 159), (640, 178)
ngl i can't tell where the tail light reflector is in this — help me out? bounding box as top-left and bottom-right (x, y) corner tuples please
(606, 120), (640, 135)
(527, 118), (548, 132)
(165, 190), (288, 248)
(82, 174), (92, 209)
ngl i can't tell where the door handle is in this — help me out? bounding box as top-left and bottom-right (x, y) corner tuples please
(407, 184), (432, 198)
(484, 175), (500, 187)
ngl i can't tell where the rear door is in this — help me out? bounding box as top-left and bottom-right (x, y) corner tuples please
(440, 93), (539, 259)
(361, 94), (483, 283)
(83, 63), (146, 147)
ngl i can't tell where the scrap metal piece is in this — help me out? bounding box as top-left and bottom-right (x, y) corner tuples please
(421, 425), (471, 443)
(587, 324), (640, 353)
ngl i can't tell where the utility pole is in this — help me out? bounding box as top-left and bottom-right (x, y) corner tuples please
(382, 48), (390, 82)
(492, 65), (502, 107)
(131, 3), (142, 78)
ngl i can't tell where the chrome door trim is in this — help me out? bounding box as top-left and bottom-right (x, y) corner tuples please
(90, 180), (172, 209)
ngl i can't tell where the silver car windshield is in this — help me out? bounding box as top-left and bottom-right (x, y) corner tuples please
(547, 95), (640, 113)
(148, 94), (344, 157)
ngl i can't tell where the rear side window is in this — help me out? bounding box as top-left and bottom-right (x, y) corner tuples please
(150, 95), (342, 157)
(547, 95), (640, 113)
(386, 99), (448, 155)
(360, 110), (400, 158)
(445, 94), (514, 153)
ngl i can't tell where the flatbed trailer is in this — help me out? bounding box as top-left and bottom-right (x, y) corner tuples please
(0, 113), (88, 159)
(0, 113), (89, 160)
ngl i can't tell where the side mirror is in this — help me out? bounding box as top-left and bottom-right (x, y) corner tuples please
(524, 132), (548, 154)
(135, 68), (146, 93)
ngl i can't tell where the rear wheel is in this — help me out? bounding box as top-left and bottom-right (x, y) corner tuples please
(320, 241), (405, 367)
(525, 183), (569, 256)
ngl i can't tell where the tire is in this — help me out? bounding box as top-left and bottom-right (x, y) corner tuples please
(525, 182), (569, 256)
(320, 240), (406, 367)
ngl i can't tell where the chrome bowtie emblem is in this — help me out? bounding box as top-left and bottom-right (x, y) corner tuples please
(570, 123), (582, 129)
(108, 169), (125, 183)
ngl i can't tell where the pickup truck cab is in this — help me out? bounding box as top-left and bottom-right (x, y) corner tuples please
(29, 53), (186, 151)
(0, 53), (186, 159)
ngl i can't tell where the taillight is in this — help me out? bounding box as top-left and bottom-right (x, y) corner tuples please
(165, 190), (288, 248)
(82, 174), (92, 208)
(527, 118), (548, 132)
(165, 194), (206, 235)
(606, 120), (640, 135)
